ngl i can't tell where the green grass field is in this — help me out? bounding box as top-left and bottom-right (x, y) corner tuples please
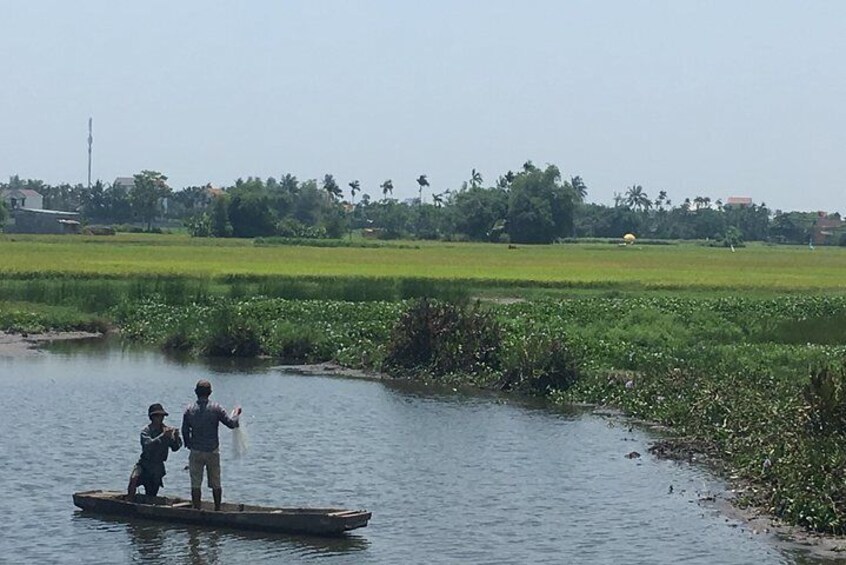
(1, 233), (845, 292)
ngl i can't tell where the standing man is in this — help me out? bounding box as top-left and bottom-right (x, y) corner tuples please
(127, 403), (182, 498)
(181, 379), (242, 511)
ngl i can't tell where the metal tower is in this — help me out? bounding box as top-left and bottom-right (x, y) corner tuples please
(87, 117), (93, 189)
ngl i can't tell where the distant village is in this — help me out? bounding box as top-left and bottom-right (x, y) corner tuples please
(1, 170), (843, 246)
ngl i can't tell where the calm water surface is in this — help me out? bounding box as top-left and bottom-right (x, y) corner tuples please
(0, 342), (832, 564)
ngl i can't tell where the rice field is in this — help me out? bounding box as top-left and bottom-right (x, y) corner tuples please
(1, 233), (845, 292)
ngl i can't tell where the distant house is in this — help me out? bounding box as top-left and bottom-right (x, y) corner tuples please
(1, 188), (43, 210)
(812, 212), (843, 245)
(8, 208), (80, 234)
(725, 196), (752, 208)
(113, 176), (135, 191)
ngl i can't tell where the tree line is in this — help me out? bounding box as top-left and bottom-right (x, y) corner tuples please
(1, 163), (842, 245)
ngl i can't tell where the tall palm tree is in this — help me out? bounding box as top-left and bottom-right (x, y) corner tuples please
(625, 184), (651, 211)
(469, 169), (483, 189)
(497, 170), (516, 190)
(323, 174), (342, 201)
(348, 180), (361, 204)
(570, 176), (587, 201)
(692, 196), (711, 210)
(654, 190), (668, 210)
(380, 179), (394, 200)
(416, 174), (429, 204)
(432, 189), (451, 208)
(280, 173), (299, 194)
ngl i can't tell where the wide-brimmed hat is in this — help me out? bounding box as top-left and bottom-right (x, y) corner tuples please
(195, 379), (212, 396)
(148, 403), (168, 418)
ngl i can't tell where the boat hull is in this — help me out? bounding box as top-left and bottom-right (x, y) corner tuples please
(72, 490), (370, 536)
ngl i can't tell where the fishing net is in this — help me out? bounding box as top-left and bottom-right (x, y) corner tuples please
(231, 408), (249, 458)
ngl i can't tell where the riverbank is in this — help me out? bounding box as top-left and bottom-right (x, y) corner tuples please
(274, 362), (385, 381)
(0, 330), (105, 357)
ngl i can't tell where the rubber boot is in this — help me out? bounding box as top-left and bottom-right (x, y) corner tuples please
(213, 488), (222, 511)
(191, 488), (202, 510)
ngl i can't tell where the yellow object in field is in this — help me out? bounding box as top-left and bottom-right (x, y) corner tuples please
(623, 233), (636, 243)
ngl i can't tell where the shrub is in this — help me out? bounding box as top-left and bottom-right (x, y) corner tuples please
(265, 321), (330, 363)
(383, 299), (501, 379)
(499, 337), (580, 394)
(200, 306), (262, 357)
(804, 362), (846, 434)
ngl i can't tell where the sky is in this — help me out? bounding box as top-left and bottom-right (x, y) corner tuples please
(1, 1), (844, 212)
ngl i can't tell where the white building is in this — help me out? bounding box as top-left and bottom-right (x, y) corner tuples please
(1, 189), (43, 210)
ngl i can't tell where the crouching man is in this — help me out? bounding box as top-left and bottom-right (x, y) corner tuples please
(127, 403), (182, 498)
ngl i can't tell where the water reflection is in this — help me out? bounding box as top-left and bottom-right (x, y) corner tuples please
(74, 513), (370, 564)
(45, 337), (276, 374)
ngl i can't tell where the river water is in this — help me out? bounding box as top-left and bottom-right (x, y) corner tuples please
(0, 341), (831, 564)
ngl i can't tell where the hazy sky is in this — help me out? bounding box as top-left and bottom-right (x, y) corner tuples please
(2, 1), (844, 211)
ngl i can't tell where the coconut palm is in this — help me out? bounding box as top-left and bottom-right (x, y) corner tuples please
(570, 176), (587, 201)
(469, 169), (483, 189)
(625, 184), (651, 211)
(654, 190), (668, 210)
(322, 174), (342, 201)
(497, 170), (516, 189)
(692, 196), (711, 210)
(280, 173), (299, 194)
(380, 179), (394, 200)
(432, 189), (451, 208)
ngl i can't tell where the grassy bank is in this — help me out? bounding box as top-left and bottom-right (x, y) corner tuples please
(0, 301), (108, 334)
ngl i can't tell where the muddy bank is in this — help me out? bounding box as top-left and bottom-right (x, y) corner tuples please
(272, 362), (385, 381)
(644, 430), (846, 561)
(0, 331), (105, 357)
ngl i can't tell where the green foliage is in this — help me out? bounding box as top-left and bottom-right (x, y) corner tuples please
(209, 195), (232, 237)
(129, 171), (171, 231)
(0, 301), (107, 333)
(803, 363), (846, 435)
(721, 225), (744, 248)
(507, 165), (576, 243)
(264, 321), (331, 363)
(228, 190), (276, 237)
(322, 209), (347, 239)
(499, 337), (580, 394)
(274, 218), (326, 239)
(199, 305), (262, 357)
(450, 186), (508, 241)
(185, 213), (211, 237)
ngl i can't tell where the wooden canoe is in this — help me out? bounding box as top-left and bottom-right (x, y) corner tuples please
(72, 490), (371, 536)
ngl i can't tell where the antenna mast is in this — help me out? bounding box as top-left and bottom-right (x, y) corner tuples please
(87, 117), (93, 189)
